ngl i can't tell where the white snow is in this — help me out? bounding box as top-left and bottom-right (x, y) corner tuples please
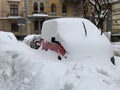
(8, 16), (22, 19)
(23, 34), (37, 45)
(41, 18), (113, 60)
(33, 14), (48, 17)
(111, 42), (120, 56)
(0, 31), (17, 42)
(0, 25), (120, 90)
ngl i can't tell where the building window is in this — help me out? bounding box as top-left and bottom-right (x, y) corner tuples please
(40, 3), (44, 13)
(62, 4), (67, 16)
(73, 4), (79, 16)
(11, 23), (18, 32)
(34, 2), (38, 13)
(51, 4), (56, 15)
(10, 5), (18, 16)
(34, 21), (39, 34)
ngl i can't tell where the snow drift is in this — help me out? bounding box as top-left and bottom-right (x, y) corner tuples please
(0, 26), (120, 90)
(0, 31), (17, 42)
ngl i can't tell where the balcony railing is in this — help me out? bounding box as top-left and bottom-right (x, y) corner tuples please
(32, 11), (46, 14)
(7, 0), (20, 2)
(61, 0), (81, 3)
(51, 12), (56, 16)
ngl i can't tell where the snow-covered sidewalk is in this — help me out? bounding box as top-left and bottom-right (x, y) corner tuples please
(111, 42), (120, 57)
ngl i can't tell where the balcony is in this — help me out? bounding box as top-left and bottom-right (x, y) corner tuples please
(32, 10), (47, 14)
(51, 12), (56, 16)
(61, 0), (81, 3)
(7, 0), (20, 2)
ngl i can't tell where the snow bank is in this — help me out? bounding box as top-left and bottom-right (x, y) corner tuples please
(111, 42), (120, 56)
(0, 19), (120, 90)
(0, 41), (120, 90)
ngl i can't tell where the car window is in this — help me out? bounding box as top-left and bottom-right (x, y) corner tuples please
(33, 35), (41, 41)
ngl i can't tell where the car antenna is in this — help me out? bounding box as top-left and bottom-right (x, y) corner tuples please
(82, 22), (87, 36)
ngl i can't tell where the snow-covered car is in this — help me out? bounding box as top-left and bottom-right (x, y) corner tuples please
(23, 35), (36, 45)
(0, 31), (17, 42)
(39, 18), (114, 61)
(30, 35), (41, 49)
(23, 35), (41, 49)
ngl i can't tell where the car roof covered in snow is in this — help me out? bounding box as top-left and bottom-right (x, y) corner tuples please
(41, 18), (99, 42)
(0, 31), (17, 42)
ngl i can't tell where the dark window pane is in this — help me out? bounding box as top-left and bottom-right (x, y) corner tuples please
(11, 23), (19, 32)
(10, 5), (18, 16)
(62, 4), (67, 13)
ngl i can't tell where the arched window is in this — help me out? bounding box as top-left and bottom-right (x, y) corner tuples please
(62, 4), (67, 14)
(51, 4), (56, 13)
(34, 2), (38, 13)
(40, 3), (44, 13)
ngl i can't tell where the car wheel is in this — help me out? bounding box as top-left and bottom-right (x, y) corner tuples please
(58, 55), (62, 60)
(34, 45), (40, 49)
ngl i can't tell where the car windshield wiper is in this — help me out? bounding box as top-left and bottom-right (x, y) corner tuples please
(82, 22), (87, 36)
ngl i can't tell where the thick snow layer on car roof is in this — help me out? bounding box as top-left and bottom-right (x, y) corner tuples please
(42, 18), (100, 42)
(0, 31), (17, 42)
(41, 18), (113, 60)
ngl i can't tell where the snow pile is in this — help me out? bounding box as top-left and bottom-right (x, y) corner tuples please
(0, 21), (120, 90)
(0, 31), (17, 42)
(0, 40), (120, 90)
(111, 42), (120, 56)
(104, 32), (111, 40)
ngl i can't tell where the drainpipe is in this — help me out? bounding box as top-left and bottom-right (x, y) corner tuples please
(25, 0), (30, 35)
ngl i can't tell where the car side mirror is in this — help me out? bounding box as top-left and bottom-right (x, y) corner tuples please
(51, 37), (55, 42)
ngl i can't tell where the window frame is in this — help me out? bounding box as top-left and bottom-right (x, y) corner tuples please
(11, 23), (19, 32)
(10, 5), (18, 16)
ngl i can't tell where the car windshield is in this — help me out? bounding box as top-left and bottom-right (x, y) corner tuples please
(33, 35), (41, 41)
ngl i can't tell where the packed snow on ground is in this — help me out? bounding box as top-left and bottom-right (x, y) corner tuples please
(111, 42), (120, 57)
(0, 26), (120, 90)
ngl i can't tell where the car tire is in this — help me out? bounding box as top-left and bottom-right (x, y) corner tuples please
(58, 55), (62, 60)
(30, 41), (40, 49)
(34, 45), (40, 49)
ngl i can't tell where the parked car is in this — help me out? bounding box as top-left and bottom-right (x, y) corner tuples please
(30, 35), (41, 49)
(37, 18), (114, 61)
(0, 31), (17, 42)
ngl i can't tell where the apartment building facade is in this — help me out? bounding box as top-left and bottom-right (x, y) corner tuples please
(111, 1), (120, 40)
(1, 0), (119, 40)
(107, 0), (120, 41)
(0, 0), (26, 39)
(25, 0), (93, 35)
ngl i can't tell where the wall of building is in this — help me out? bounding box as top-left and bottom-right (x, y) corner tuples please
(112, 1), (120, 34)
(0, 0), (26, 39)
(28, 0), (93, 35)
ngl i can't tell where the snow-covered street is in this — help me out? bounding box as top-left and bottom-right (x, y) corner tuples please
(0, 31), (120, 90)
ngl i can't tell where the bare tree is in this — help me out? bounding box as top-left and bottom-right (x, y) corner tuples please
(88, 0), (111, 34)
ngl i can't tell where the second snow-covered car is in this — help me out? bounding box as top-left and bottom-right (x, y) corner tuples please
(30, 35), (41, 49)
